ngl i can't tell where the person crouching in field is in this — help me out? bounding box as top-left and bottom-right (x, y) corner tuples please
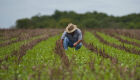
(60, 23), (82, 50)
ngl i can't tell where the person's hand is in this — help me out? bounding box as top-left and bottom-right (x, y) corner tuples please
(73, 43), (77, 47)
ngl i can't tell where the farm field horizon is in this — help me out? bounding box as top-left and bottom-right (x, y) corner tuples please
(0, 28), (140, 80)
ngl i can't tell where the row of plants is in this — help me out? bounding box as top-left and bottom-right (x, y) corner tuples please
(65, 46), (125, 80)
(0, 34), (63, 80)
(0, 29), (62, 79)
(54, 31), (139, 79)
(0, 30), (140, 80)
(0, 37), (17, 44)
(0, 29), (61, 60)
(84, 31), (140, 79)
(0, 35), (43, 59)
(97, 32), (140, 51)
(0, 33), (125, 80)
(119, 35), (140, 45)
(0, 29), (49, 47)
(95, 29), (140, 42)
(102, 32), (140, 48)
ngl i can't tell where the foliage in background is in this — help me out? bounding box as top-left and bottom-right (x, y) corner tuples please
(16, 10), (140, 29)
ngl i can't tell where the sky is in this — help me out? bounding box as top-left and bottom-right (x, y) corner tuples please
(0, 0), (140, 28)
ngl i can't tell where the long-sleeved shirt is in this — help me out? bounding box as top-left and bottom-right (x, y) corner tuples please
(61, 28), (82, 43)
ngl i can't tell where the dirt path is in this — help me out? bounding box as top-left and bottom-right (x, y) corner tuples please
(54, 40), (70, 67)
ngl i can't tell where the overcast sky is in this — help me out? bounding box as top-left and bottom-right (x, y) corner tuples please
(0, 0), (140, 28)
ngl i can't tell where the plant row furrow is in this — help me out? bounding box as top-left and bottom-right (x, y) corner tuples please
(83, 41), (118, 64)
(54, 40), (70, 67)
(101, 31), (140, 48)
(0, 34), (62, 80)
(94, 31), (140, 55)
(0, 29), (48, 47)
(84, 31), (140, 79)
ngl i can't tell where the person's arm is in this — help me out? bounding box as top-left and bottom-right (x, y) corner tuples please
(73, 40), (82, 47)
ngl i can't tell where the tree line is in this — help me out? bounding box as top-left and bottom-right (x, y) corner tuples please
(16, 10), (140, 29)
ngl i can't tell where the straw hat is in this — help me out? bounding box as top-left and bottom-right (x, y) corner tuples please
(66, 23), (78, 33)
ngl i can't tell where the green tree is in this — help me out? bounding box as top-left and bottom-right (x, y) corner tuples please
(16, 18), (33, 28)
(82, 18), (99, 28)
(57, 18), (72, 28)
(15, 10), (140, 29)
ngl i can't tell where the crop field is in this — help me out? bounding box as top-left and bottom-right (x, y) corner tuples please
(0, 29), (140, 80)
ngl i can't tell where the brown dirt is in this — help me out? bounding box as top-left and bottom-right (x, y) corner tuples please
(54, 40), (70, 67)
(0, 29), (48, 47)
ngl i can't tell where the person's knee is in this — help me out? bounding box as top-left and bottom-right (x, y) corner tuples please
(79, 42), (82, 46)
(63, 37), (69, 50)
(64, 37), (69, 42)
(75, 42), (82, 50)
(63, 37), (69, 44)
(77, 42), (82, 47)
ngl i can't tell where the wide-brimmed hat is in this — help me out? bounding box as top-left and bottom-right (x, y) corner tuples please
(66, 23), (77, 33)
